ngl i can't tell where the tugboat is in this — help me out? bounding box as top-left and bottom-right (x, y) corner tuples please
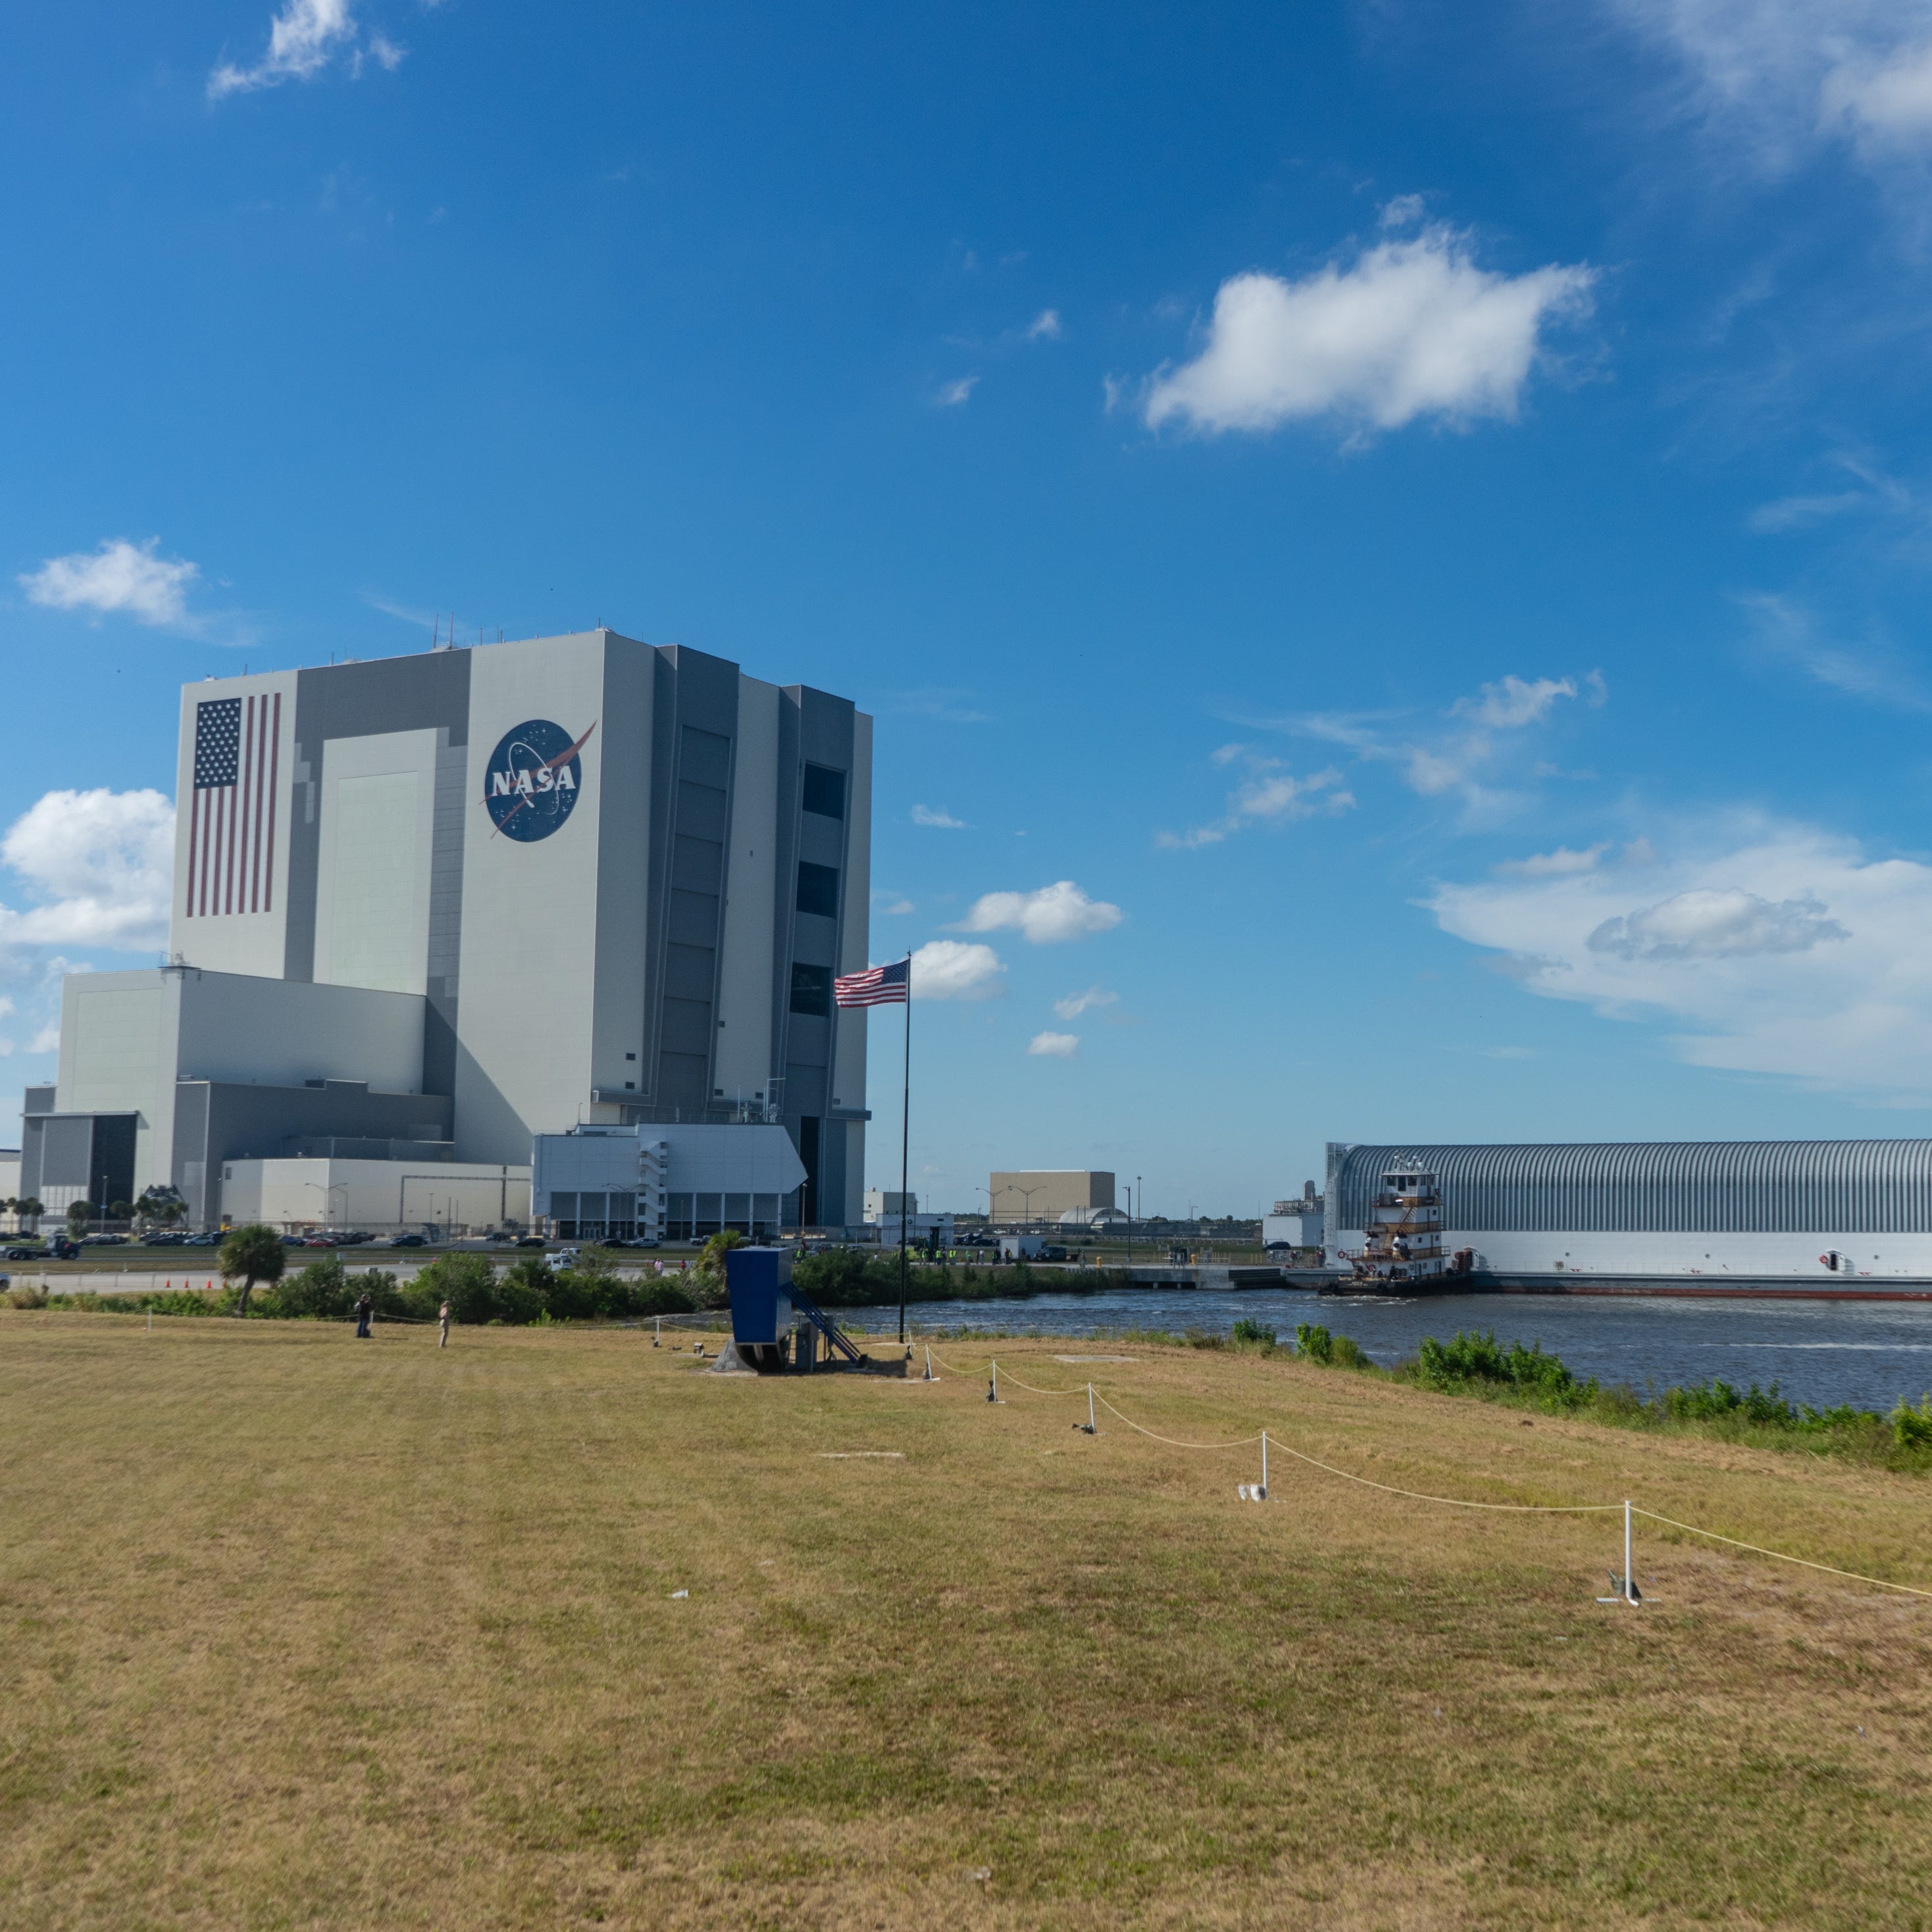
(1340, 1164), (1454, 1289)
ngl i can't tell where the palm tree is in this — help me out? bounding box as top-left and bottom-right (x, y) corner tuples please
(218, 1223), (287, 1316)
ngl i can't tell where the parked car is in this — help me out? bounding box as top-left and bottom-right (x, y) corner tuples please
(186, 1233), (219, 1247)
(333, 1231), (372, 1246)
(551, 1247), (581, 1267)
(382, 1233), (426, 1248)
(279, 1234), (307, 1247)
(515, 1236), (546, 1249)
(301, 1235), (338, 1248)
(81, 1233), (128, 1246)
(146, 1231), (188, 1246)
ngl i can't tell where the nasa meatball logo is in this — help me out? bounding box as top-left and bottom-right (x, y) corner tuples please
(482, 718), (597, 841)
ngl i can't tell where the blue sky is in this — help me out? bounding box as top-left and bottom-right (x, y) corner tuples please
(9, 1), (1932, 1215)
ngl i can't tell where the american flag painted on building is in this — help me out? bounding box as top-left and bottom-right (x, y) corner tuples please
(186, 692), (282, 918)
(834, 957), (911, 1007)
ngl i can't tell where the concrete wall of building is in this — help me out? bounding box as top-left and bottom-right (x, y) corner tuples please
(172, 671), (299, 977)
(174, 971), (426, 1094)
(220, 1157), (529, 1230)
(589, 638), (655, 1115)
(453, 631), (609, 1161)
(989, 1170), (1117, 1219)
(713, 675), (779, 1106)
(182, 1080), (451, 1228)
(313, 727), (441, 996)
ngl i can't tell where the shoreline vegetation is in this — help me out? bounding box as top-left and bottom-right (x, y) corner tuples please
(9, 1240), (1929, 1469)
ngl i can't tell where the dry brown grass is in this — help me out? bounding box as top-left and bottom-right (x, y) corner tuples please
(1, 1311), (1929, 1929)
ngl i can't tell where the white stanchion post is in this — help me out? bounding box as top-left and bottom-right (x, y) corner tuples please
(1261, 1430), (1269, 1501)
(1088, 1383), (1097, 1433)
(924, 1346), (934, 1381)
(1625, 1499), (1635, 1605)
(653, 1316), (661, 1348)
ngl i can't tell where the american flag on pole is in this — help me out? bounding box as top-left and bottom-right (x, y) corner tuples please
(186, 692), (281, 919)
(834, 957), (911, 1007)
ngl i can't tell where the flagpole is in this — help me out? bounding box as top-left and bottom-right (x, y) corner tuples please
(898, 950), (911, 1345)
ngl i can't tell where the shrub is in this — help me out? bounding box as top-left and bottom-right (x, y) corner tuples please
(1894, 1393), (1932, 1452)
(1294, 1323), (1334, 1365)
(1417, 1330), (1581, 1403)
(413, 1252), (502, 1325)
(268, 1256), (354, 1321)
(1229, 1316), (1277, 1351)
(7, 1284), (49, 1309)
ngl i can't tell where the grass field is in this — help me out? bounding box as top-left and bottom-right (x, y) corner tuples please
(3, 1313), (1929, 1929)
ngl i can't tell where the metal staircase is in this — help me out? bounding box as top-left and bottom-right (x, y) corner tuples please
(788, 1284), (866, 1364)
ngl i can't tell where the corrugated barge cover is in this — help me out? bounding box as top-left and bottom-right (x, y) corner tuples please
(1333, 1142), (1932, 1234)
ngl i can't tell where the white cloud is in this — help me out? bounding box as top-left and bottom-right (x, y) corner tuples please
(1587, 888), (1846, 961)
(1496, 843), (1610, 877)
(20, 538), (198, 628)
(1142, 225), (1594, 437)
(1027, 1031), (1080, 1058)
(911, 805), (968, 828)
(1606, 2), (1932, 167)
(210, 0), (360, 97)
(1054, 985), (1117, 1020)
(1158, 755), (1354, 849)
(1300, 669), (1598, 823)
(1429, 814), (1932, 1097)
(365, 29), (405, 72)
(0, 789), (176, 953)
(1025, 309), (1063, 341)
(872, 890), (915, 916)
(909, 939), (1006, 1000)
(1739, 592), (1932, 713)
(953, 881), (1123, 943)
(936, 376), (979, 407)
(1451, 674), (1577, 730)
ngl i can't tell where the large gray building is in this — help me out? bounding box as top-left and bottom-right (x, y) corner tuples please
(1326, 1140), (1932, 1284)
(22, 630), (873, 1230)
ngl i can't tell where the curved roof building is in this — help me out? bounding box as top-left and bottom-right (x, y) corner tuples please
(1325, 1141), (1932, 1292)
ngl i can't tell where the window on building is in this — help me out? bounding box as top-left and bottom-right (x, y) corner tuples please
(796, 861), (839, 919)
(802, 763), (845, 819)
(790, 963), (831, 1016)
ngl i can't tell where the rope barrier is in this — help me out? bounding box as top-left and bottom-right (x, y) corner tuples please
(1092, 1391), (1261, 1450)
(1632, 1508), (1932, 1600)
(917, 1340), (1929, 1597)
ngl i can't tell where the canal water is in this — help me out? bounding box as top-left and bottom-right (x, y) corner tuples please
(895, 1286), (1932, 1415)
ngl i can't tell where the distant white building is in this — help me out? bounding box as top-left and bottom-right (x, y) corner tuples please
(531, 1121), (805, 1242)
(222, 1157), (530, 1234)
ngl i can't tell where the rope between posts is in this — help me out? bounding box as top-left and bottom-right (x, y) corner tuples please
(1632, 1508), (1932, 1598)
(918, 1344), (1929, 1594)
(1091, 1391), (1261, 1450)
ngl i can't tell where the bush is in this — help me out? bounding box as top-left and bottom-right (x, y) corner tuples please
(267, 1256), (355, 1321)
(1294, 1323), (1333, 1365)
(7, 1284), (49, 1309)
(413, 1252), (504, 1325)
(1894, 1393), (1932, 1452)
(1230, 1316), (1277, 1351)
(1664, 1378), (1798, 1426)
(1417, 1330), (1581, 1404)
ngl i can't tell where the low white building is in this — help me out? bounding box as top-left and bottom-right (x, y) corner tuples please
(220, 1156), (530, 1233)
(532, 1122), (805, 1242)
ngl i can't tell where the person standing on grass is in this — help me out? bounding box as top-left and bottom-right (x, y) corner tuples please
(438, 1299), (451, 1348)
(354, 1289), (373, 1339)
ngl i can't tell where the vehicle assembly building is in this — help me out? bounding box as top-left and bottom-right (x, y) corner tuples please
(1326, 1140), (1932, 1288)
(20, 630), (873, 1232)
